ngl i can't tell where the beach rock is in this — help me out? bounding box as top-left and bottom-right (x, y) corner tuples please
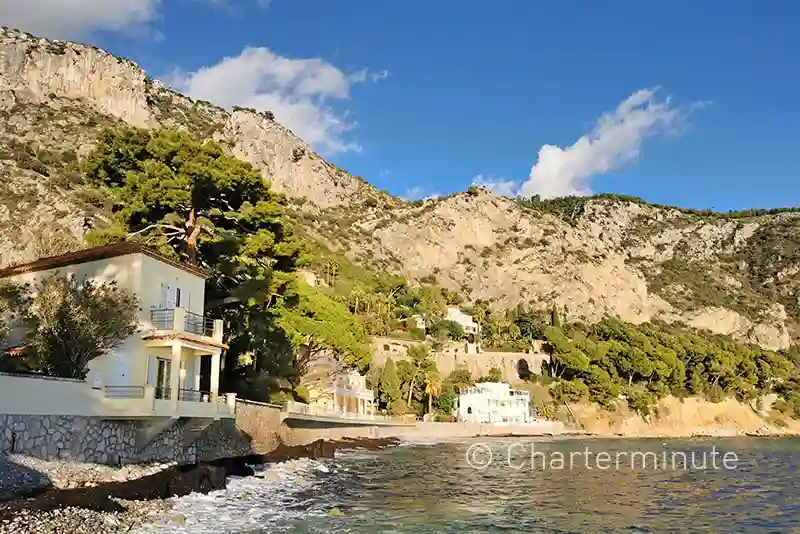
(0, 436), (402, 532)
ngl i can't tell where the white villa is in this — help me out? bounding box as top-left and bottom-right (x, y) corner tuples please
(299, 356), (376, 419)
(0, 242), (236, 424)
(445, 306), (481, 353)
(456, 382), (531, 424)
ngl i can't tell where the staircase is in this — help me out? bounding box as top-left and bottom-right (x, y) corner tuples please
(134, 418), (176, 450)
(180, 417), (214, 447)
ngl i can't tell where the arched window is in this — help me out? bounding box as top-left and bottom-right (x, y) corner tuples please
(467, 407), (472, 414)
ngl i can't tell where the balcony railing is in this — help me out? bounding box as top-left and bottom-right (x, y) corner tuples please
(283, 400), (391, 422)
(183, 311), (215, 337)
(178, 388), (212, 403)
(151, 309), (175, 330)
(104, 386), (146, 399)
(149, 308), (221, 340)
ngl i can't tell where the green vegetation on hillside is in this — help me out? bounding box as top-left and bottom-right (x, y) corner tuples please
(76, 127), (372, 403)
(517, 193), (800, 224)
(537, 317), (799, 418)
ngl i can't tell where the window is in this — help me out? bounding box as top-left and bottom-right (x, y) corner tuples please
(175, 287), (182, 308)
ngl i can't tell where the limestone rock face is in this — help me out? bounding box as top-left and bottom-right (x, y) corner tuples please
(0, 27), (797, 350)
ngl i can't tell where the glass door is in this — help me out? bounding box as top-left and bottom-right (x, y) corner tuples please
(155, 358), (171, 399)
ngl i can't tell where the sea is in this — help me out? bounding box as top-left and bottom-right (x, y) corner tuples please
(134, 437), (800, 533)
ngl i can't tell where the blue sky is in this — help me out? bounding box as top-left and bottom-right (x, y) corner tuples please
(5, 1), (800, 210)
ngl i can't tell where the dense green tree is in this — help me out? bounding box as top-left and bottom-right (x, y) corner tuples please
(448, 366), (474, 391)
(404, 343), (436, 404)
(276, 282), (371, 384)
(378, 358), (401, 408)
(81, 127), (310, 393)
(538, 316), (799, 417)
(436, 382), (457, 417)
(514, 311), (544, 341)
(430, 319), (464, 341)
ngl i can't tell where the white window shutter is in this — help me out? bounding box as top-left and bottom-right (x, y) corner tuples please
(186, 290), (192, 313)
(159, 282), (168, 309)
(166, 285), (176, 309)
(147, 356), (157, 385)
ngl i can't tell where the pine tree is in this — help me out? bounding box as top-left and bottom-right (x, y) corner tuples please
(82, 127), (307, 391)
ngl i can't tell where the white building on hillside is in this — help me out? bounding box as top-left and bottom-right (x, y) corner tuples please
(301, 356), (376, 417)
(445, 306), (481, 353)
(457, 382), (530, 424)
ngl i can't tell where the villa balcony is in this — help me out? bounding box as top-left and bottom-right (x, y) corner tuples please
(104, 384), (236, 419)
(148, 307), (224, 344)
(283, 400), (390, 422)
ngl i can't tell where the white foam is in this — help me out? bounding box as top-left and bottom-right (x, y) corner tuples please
(131, 458), (331, 533)
(397, 439), (440, 447)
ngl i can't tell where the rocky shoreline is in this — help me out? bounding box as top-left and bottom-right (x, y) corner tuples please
(0, 437), (400, 534)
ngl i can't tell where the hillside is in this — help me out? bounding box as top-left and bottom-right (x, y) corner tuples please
(0, 27), (798, 351)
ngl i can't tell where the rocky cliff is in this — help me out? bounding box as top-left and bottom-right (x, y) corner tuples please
(0, 27), (798, 350)
(0, 27), (376, 256)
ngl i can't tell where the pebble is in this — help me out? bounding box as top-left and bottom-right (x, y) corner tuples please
(0, 454), (176, 499)
(0, 454), (177, 533)
(0, 498), (173, 534)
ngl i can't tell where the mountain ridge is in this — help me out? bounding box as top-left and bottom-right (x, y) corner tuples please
(0, 27), (797, 351)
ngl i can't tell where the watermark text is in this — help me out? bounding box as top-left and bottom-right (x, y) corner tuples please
(465, 442), (739, 471)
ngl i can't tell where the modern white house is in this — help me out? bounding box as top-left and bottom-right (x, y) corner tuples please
(456, 382), (531, 424)
(445, 306), (481, 353)
(294, 355), (377, 420)
(0, 242), (236, 430)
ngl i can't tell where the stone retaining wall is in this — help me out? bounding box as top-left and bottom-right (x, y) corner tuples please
(0, 414), (197, 465)
(0, 402), (283, 466)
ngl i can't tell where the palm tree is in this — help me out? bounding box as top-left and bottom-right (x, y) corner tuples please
(425, 370), (442, 416)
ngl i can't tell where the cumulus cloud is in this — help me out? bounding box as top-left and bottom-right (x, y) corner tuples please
(169, 47), (387, 155)
(403, 186), (440, 201)
(519, 88), (695, 199)
(471, 174), (519, 197)
(0, 0), (161, 39)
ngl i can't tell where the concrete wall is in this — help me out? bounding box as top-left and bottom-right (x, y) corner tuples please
(371, 336), (549, 384)
(0, 373), (148, 417)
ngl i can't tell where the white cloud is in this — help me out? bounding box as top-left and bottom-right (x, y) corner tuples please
(403, 186), (440, 201)
(519, 88), (695, 199)
(471, 174), (519, 197)
(0, 0), (161, 39)
(169, 47), (387, 155)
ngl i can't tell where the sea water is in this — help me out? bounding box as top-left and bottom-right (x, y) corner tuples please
(134, 437), (800, 533)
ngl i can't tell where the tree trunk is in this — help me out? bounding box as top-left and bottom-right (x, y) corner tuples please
(186, 206), (202, 266)
(407, 377), (415, 404)
(428, 390), (433, 415)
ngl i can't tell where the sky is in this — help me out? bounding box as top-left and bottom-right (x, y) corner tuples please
(2, 0), (799, 210)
